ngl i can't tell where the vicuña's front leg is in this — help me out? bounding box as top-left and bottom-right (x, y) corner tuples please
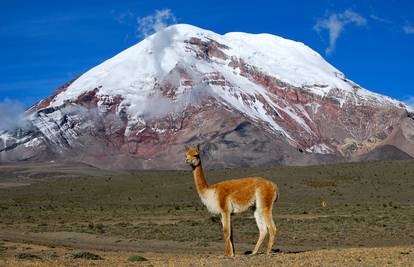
(221, 211), (234, 256)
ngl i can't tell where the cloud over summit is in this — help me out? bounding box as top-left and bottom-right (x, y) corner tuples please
(136, 9), (177, 38)
(0, 99), (30, 131)
(314, 9), (367, 55)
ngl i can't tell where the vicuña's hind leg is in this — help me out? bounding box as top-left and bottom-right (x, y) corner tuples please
(252, 209), (267, 255)
(221, 211), (234, 257)
(263, 209), (276, 255)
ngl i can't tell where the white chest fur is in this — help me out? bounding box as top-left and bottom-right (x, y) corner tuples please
(200, 189), (221, 214)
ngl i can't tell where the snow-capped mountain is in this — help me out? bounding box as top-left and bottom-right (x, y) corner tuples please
(1, 24), (413, 169)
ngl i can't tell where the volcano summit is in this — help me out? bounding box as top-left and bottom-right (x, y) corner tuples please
(1, 24), (413, 169)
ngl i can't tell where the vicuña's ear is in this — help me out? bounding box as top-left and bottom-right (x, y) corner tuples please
(184, 145), (190, 151)
(196, 143), (201, 152)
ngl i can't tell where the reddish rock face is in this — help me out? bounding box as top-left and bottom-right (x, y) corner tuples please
(2, 30), (413, 169)
(27, 78), (78, 113)
(185, 37), (229, 61)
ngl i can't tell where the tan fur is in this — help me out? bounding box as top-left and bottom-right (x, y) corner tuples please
(185, 145), (279, 256)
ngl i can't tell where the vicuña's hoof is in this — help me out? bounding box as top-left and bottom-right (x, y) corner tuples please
(244, 250), (253, 256)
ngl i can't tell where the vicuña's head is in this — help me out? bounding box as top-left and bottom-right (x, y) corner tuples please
(185, 144), (201, 167)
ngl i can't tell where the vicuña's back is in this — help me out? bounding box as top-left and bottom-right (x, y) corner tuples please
(211, 177), (278, 214)
(185, 144), (279, 256)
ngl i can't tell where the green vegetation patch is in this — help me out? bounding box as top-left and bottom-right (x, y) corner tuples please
(128, 255), (148, 262)
(67, 251), (103, 260)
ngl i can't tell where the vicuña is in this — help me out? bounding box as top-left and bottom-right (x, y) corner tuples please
(185, 144), (279, 256)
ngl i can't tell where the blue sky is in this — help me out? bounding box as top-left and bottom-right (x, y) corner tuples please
(1, 0), (413, 107)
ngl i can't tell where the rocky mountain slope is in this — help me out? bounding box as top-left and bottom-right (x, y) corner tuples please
(1, 24), (413, 169)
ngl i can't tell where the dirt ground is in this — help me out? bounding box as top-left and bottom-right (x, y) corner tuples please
(0, 160), (413, 266)
(1, 241), (413, 266)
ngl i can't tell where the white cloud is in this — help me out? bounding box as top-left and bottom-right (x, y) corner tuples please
(113, 9), (134, 25)
(314, 9), (367, 55)
(403, 24), (414, 34)
(369, 14), (392, 24)
(136, 9), (176, 38)
(0, 99), (30, 131)
(402, 96), (414, 108)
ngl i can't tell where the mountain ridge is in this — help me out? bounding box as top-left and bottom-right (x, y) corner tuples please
(1, 24), (413, 169)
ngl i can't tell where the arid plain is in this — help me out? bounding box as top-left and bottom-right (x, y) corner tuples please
(0, 160), (413, 266)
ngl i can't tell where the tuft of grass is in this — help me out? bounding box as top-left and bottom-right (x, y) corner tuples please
(95, 223), (105, 233)
(67, 251), (103, 260)
(210, 216), (220, 223)
(128, 255), (148, 262)
(0, 241), (5, 257)
(47, 252), (59, 260)
(15, 252), (42, 260)
(304, 179), (336, 188)
(196, 241), (209, 247)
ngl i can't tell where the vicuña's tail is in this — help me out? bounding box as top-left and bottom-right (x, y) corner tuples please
(274, 187), (279, 203)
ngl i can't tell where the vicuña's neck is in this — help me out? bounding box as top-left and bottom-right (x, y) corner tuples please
(192, 163), (208, 194)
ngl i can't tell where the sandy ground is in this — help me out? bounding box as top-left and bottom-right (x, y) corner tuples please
(1, 241), (413, 266)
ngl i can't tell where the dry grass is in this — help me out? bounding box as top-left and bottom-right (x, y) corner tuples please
(0, 160), (413, 265)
